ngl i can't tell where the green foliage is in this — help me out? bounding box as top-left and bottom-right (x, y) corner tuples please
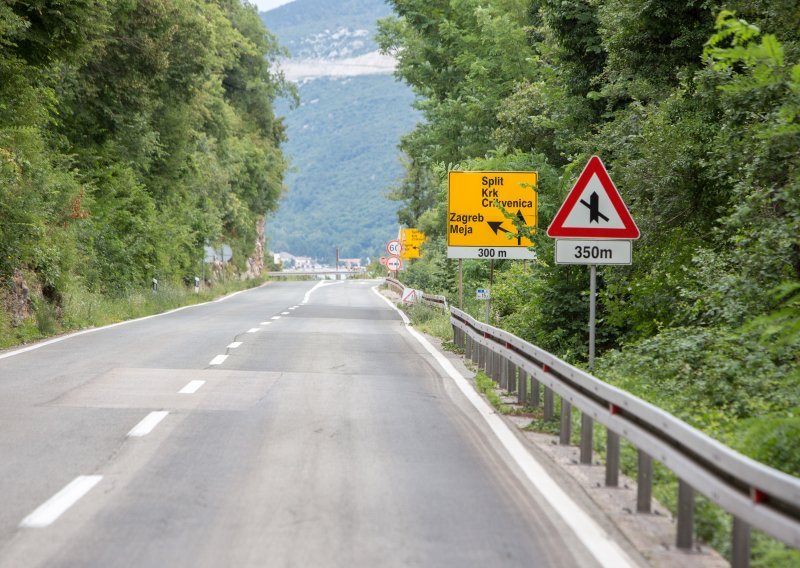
(1, 1), (289, 337)
(385, 1), (800, 561)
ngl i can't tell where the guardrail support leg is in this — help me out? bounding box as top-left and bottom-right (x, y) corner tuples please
(580, 414), (593, 464)
(676, 479), (694, 550)
(530, 378), (540, 408)
(605, 430), (619, 487)
(637, 450), (652, 513)
(732, 517), (751, 568)
(465, 334), (472, 359)
(517, 369), (527, 405)
(497, 351), (507, 389)
(506, 360), (516, 394)
(544, 387), (554, 421)
(559, 400), (571, 445)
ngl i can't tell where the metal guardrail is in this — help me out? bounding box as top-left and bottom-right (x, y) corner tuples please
(266, 270), (364, 279)
(421, 292), (448, 311)
(384, 278), (449, 311)
(385, 277), (404, 296)
(450, 307), (800, 567)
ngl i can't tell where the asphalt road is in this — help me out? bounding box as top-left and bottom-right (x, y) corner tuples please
(0, 280), (638, 567)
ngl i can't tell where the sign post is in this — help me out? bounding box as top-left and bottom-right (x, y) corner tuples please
(547, 155), (639, 465)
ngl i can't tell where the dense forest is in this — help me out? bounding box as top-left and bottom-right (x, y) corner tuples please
(379, 0), (799, 562)
(0, 0), (290, 344)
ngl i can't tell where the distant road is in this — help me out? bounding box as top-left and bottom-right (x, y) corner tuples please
(0, 280), (638, 567)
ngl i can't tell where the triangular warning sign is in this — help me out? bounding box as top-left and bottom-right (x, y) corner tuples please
(547, 156), (640, 239)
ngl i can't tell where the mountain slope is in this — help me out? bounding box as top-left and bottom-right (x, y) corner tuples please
(261, 0), (418, 262)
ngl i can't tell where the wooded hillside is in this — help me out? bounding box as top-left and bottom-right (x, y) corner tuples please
(380, 1), (799, 562)
(0, 0), (290, 343)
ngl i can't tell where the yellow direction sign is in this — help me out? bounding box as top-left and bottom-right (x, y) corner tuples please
(447, 171), (538, 259)
(400, 228), (426, 260)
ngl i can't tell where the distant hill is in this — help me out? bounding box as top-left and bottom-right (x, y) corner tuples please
(261, 0), (418, 263)
(264, 0), (388, 58)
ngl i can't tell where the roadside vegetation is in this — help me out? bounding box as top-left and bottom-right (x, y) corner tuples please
(0, 1), (292, 348)
(382, 1), (799, 563)
(0, 276), (269, 350)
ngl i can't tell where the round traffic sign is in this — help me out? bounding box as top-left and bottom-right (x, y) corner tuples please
(386, 240), (402, 256)
(379, 256), (387, 266)
(386, 256), (402, 271)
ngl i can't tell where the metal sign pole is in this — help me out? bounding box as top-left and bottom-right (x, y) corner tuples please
(458, 259), (463, 309)
(486, 259), (494, 324)
(589, 264), (596, 369)
(581, 264), (597, 464)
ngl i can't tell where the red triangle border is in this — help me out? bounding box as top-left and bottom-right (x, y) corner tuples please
(547, 156), (640, 239)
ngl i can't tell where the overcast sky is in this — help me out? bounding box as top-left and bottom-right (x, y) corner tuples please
(249, 0), (296, 11)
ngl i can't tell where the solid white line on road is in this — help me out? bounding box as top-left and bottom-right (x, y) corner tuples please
(209, 354), (228, 365)
(270, 316), (280, 321)
(0, 284), (270, 362)
(301, 280), (344, 304)
(247, 327), (261, 333)
(127, 411), (169, 438)
(179, 380), (206, 394)
(371, 286), (636, 568)
(227, 342), (242, 349)
(20, 475), (103, 528)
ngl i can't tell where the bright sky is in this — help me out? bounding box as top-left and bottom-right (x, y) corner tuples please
(248, 0), (296, 11)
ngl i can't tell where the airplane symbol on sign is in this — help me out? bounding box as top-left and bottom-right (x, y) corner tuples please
(579, 192), (609, 224)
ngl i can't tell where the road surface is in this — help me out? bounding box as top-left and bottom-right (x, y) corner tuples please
(0, 280), (639, 567)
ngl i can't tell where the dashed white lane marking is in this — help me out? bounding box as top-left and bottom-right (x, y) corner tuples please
(179, 380), (206, 394)
(20, 475), (103, 528)
(227, 342), (242, 349)
(0, 285), (269, 362)
(371, 286), (636, 568)
(281, 311), (290, 315)
(127, 411), (169, 438)
(247, 327), (261, 333)
(260, 322), (272, 326)
(289, 306), (299, 310)
(209, 354), (228, 365)
(270, 316), (280, 321)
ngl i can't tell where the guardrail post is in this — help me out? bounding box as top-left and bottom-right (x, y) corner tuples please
(543, 387), (554, 421)
(465, 333), (472, 359)
(559, 400), (571, 445)
(517, 369), (527, 405)
(732, 517), (751, 568)
(637, 450), (652, 513)
(580, 413), (593, 464)
(506, 358), (516, 394)
(605, 430), (619, 487)
(530, 377), (539, 408)
(677, 479), (695, 549)
(498, 351), (507, 389)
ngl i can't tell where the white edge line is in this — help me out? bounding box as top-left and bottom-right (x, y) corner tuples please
(179, 380), (206, 394)
(0, 284), (270, 361)
(20, 475), (103, 528)
(127, 411), (169, 437)
(370, 286), (636, 568)
(209, 354), (228, 365)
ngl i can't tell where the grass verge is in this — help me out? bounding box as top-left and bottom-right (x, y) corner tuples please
(0, 276), (269, 350)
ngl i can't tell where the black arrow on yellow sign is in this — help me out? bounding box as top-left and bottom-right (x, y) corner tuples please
(487, 210), (528, 245)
